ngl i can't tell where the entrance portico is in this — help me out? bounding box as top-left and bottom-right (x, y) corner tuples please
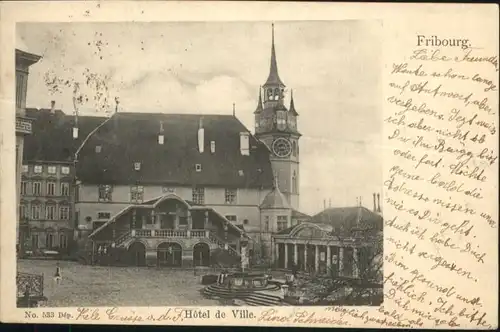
(273, 222), (377, 278)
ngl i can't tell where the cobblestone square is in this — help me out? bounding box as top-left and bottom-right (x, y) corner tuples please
(17, 260), (219, 307)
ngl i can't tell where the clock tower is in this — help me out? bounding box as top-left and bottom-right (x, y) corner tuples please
(255, 24), (301, 210)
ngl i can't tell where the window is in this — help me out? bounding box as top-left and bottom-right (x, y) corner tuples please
(292, 141), (297, 156)
(134, 162), (141, 171)
(98, 185), (113, 202)
(210, 141), (216, 153)
(20, 181), (28, 195)
(195, 164), (202, 172)
(243, 219), (249, 225)
(97, 212), (111, 219)
(277, 111), (286, 127)
(32, 182), (42, 196)
(192, 187), (205, 204)
(130, 185), (144, 203)
(59, 234), (67, 248)
(292, 171), (297, 194)
(264, 216), (270, 231)
(60, 182), (70, 196)
(225, 188), (237, 204)
(225, 215), (237, 223)
(59, 206), (70, 220)
(61, 166), (70, 175)
(47, 166), (57, 174)
(162, 187), (175, 194)
(274, 88), (280, 100)
(31, 204), (41, 220)
(46, 205), (56, 220)
(238, 170), (244, 176)
(277, 215), (288, 231)
(34, 165), (43, 174)
(95, 145), (102, 153)
(19, 204), (28, 220)
(47, 182), (56, 196)
(31, 234), (39, 249)
(46, 233), (54, 249)
(22, 165), (28, 173)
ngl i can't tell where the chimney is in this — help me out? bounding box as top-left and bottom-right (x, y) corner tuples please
(240, 132), (249, 156)
(323, 199), (326, 210)
(233, 103), (236, 117)
(329, 198), (331, 208)
(50, 100), (56, 113)
(377, 193), (381, 212)
(198, 117), (204, 153)
(158, 121), (164, 145)
(373, 193), (377, 212)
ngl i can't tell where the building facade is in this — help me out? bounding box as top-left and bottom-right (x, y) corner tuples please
(21, 106), (107, 254)
(15, 49), (41, 254)
(20, 25), (314, 266)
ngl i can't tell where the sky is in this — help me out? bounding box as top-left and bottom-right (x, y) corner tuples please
(17, 21), (382, 215)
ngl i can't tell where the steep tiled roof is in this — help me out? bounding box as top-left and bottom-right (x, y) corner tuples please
(23, 108), (107, 163)
(75, 112), (274, 188)
(311, 206), (383, 234)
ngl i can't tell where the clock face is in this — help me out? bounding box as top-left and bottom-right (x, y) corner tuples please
(272, 138), (292, 158)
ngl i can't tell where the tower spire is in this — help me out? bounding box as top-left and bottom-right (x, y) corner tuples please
(254, 87), (263, 114)
(289, 89), (298, 115)
(264, 23), (284, 87)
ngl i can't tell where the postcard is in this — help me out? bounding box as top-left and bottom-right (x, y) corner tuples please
(0, 1), (498, 329)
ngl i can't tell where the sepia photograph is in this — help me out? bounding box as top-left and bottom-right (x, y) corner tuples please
(14, 20), (383, 308)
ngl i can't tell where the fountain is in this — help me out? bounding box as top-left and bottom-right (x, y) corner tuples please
(202, 238), (286, 305)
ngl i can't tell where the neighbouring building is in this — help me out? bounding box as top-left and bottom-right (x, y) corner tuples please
(15, 48), (41, 255)
(272, 193), (383, 278)
(21, 104), (107, 254)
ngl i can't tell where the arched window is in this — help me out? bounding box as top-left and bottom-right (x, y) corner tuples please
(267, 88), (273, 101)
(292, 141), (297, 156)
(59, 233), (67, 248)
(274, 88), (280, 100)
(46, 232), (54, 249)
(292, 171), (297, 194)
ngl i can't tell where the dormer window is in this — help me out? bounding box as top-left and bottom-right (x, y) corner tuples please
(95, 145), (102, 153)
(195, 164), (202, 172)
(134, 162), (141, 171)
(210, 141), (215, 153)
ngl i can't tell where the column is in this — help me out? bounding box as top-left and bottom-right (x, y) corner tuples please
(275, 242), (279, 264)
(326, 246), (331, 271)
(339, 247), (344, 276)
(293, 244), (298, 266)
(353, 247), (359, 278)
(314, 245), (319, 272)
(284, 243), (289, 269)
(303, 244), (308, 271)
(132, 209), (137, 229)
(187, 210), (192, 229)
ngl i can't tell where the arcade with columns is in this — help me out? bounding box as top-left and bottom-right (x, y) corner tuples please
(272, 222), (377, 278)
